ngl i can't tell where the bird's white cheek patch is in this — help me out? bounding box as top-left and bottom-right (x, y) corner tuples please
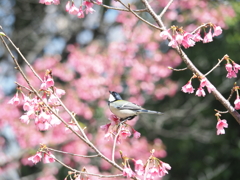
(108, 94), (115, 102)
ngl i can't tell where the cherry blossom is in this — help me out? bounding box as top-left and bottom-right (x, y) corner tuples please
(196, 87), (206, 97)
(8, 92), (20, 106)
(182, 81), (195, 94)
(134, 159), (144, 176)
(123, 166), (135, 178)
(234, 96), (240, 110)
(43, 152), (56, 163)
(203, 31), (213, 43)
(216, 119), (228, 135)
(28, 152), (42, 164)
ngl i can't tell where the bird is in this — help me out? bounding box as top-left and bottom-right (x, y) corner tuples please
(108, 91), (163, 121)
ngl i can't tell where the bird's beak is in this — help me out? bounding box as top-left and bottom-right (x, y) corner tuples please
(109, 91), (112, 94)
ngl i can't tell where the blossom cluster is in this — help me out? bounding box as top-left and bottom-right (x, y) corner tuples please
(122, 151), (171, 179)
(28, 151), (55, 164)
(181, 77), (215, 97)
(225, 61), (240, 78)
(100, 114), (141, 143)
(160, 24), (222, 49)
(8, 71), (65, 131)
(39, 0), (60, 5)
(65, 0), (102, 18)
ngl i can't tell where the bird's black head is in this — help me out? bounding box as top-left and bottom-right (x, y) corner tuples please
(109, 91), (122, 102)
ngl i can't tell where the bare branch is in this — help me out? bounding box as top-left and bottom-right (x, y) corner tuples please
(117, 0), (163, 31)
(47, 147), (99, 158)
(158, 0), (174, 18)
(90, 0), (148, 12)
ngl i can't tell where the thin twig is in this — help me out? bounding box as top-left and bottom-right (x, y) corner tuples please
(204, 56), (226, 77)
(15, 82), (34, 92)
(158, 0), (174, 18)
(117, 0), (163, 31)
(90, 0), (148, 12)
(168, 66), (188, 71)
(47, 148), (99, 158)
(227, 87), (235, 101)
(112, 123), (122, 162)
(43, 151), (123, 178)
(55, 95), (90, 141)
(191, 23), (209, 34)
(214, 109), (229, 114)
(0, 28), (43, 82)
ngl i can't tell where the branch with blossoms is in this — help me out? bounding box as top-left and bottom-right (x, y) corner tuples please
(132, 0), (240, 127)
(61, 0), (240, 129)
(1, 0), (239, 179)
(1, 25), (171, 179)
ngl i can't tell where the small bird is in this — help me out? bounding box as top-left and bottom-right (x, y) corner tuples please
(108, 91), (163, 121)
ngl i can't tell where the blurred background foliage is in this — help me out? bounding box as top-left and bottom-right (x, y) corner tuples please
(1, 0), (240, 180)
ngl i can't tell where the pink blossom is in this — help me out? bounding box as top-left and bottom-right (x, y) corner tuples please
(147, 167), (160, 179)
(43, 152), (55, 163)
(40, 77), (54, 90)
(39, 0), (52, 5)
(234, 97), (240, 110)
(50, 114), (61, 126)
(159, 161), (171, 176)
(104, 132), (113, 141)
(69, 3), (79, 15)
(100, 123), (111, 134)
(168, 39), (178, 48)
(226, 70), (237, 78)
(85, 7), (95, 14)
(77, 7), (85, 18)
(96, 0), (102, 5)
(182, 32), (195, 48)
(8, 93), (20, 106)
(52, 0), (60, 5)
(192, 29), (203, 42)
(213, 25), (222, 37)
(233, 62), (240, 73)
(83, 1), (95, 14)
(225, 63), (232, 72)
(175, 33), (183, 44)
(133, 130), (141, 138)
(20, 114), (30, 124)
(160, 30), (170, 40)
(108, 114), (120, 125)
(39, 0), (59, 5)
(65, 1), (71, 12)
(203, 31), (213, 43)
(123, 167), (134, 178)
(35, 112), (51, 131)
(195, 87), (206, 97)
(28, 152), (42, 164)
(120, 128), (131, 139)
(54, 87), (66, 97)
(199, 78), (215, 93)
(181, 81), (195, 94)
(134, 160), (144, 176)
(216, 119), (228, 135)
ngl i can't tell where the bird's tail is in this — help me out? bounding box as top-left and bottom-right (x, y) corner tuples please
(136, 109), (163, 115)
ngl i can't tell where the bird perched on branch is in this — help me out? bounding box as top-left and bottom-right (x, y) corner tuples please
(108, 91), (163, 121)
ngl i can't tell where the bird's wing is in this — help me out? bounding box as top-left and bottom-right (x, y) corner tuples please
(114, 100), (144, 111)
